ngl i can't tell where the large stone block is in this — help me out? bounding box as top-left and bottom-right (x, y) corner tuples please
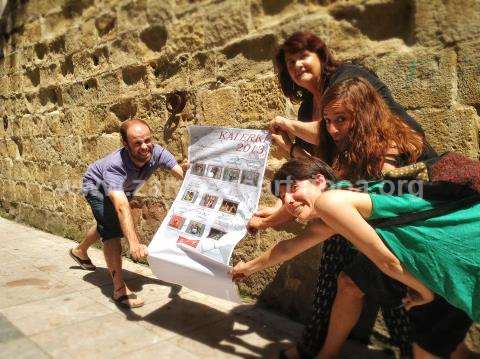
(203, 1), (251, 48)
(0, 158), (14, 179)
(117, 0), (149, 32)
(166, 15), (205, 55)
(24, 0), (64, 18)
(458, 41), (480, 107)
(71, 50), (98, 79)
(197, 86), (241, 126)
(145, 0), (174, 24)
(18, 18), (43, 46)
(64, 105), (120, 136)
(109, 31), (145, 68)
(61, 0), (96, 21)
(23, 66), (41, 90)
(64, 18), (99, 54)
(414, 0), (480, 47)
(362, 48), (456, 109)
(62, 80), (99, 107)
(94, 11), (118, 38)
(80, 133), (121, 164)
(238, 76), (286, 125)
(38, 62), (63, 88)
(150, 53), (190, 93)
(410, 105), (479, 158)
(43, 11), (71, 39)
(0, 138), (20, 159)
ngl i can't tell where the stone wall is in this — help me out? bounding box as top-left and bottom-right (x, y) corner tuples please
(0, 0), (479, 341)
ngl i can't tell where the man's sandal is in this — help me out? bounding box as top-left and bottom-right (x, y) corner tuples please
(111, 293), (144, 308)
(69, 249), (96, 271)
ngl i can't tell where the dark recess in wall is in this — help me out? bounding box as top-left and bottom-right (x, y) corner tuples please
(329, 0), (416, 46)
(222, 34), (277, 61)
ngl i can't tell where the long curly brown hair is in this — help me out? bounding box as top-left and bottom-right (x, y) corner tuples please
(319, 77), (425, 181)
(274, 31), (342, 102)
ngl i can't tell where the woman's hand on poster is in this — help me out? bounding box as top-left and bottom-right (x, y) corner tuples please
(229, 261), (253, 282)
(246, 206), (277, 235)
(271, 131), (292, 154)
(268, 116), (293, 136)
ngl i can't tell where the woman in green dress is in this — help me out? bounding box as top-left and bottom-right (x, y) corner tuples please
(231, 157), (480, 322)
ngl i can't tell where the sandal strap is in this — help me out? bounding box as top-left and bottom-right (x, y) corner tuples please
(114, 293), (138, 303)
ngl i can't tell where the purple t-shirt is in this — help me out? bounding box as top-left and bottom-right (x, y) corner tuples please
(82, 144), (177, 197)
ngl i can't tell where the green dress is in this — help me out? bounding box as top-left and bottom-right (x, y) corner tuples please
(364, 181), (480, 322)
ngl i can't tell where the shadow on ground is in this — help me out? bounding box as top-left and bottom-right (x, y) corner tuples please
(80, 266), (296, 358)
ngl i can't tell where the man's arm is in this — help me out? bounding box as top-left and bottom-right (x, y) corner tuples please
(169, 164), (184, 180)
(108, 190), (148, 260)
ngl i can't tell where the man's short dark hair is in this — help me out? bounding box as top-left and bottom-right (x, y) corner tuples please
(120, 118), (152, 143)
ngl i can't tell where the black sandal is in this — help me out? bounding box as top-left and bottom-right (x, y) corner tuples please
(111, 293), (144, 308)
(69, 249), (96, 271)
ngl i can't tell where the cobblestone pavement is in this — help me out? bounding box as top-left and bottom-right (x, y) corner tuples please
(0, 217), (393, 358)
(0, 217), (305, 358)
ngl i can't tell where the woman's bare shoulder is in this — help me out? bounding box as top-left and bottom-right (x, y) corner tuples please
(315, 189), (373, 218)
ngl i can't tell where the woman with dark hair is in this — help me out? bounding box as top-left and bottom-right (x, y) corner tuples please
(269, 77), (476, 359)
(248, 31), (436, 358)
(232, 157), (480, 345)
(249, 33), (473, 357)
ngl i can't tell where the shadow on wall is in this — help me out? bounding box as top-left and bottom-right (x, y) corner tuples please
(329, 0), (416, 46)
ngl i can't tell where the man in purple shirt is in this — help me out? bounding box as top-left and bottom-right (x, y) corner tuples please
(69, 118), (185, 308)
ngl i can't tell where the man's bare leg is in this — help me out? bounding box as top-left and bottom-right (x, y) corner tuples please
(317, 272), (365, 359)
(103, 238), (143, 307)
(72, 224), (99, 260)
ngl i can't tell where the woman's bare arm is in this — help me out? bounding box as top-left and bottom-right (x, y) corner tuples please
(269, 116), (320, 145)
(231, 221), (335, 279)
(247, 203), (295, 233)
(313, 190), (434, 307)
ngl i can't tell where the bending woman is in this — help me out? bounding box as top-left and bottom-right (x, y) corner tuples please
(232, 157), (480, 339)
(261, 74), (473, 359)
(250, 31), (441, 358)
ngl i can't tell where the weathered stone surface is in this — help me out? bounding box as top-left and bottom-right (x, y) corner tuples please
(203, 1), (251, 48)
(362, 48), (456, 109)
(0, 1), (479, 346)
(197, 87), (240, 126)
(414, 0), (480, 47)
(410, 106), (479, 158)
(238, 76), (286, 124)
(457, 41), (480, 107)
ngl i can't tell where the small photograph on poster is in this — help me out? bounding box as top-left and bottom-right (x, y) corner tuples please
(185, 220), (206, 237)
(206, 165), (223, 180)
(168, 214), (186, 229)
(177, 236), (199, 248)
(222, 167), (240, 183)
(219, 199), (239, 215)
(240, 170), (260, 187)
(199, 193), (218, 209)
(191, 163), (206, 176)
(207, 227), (226, 240)
(182, 189), (199, 203)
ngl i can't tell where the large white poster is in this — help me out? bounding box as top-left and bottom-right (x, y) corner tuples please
(148, 126), (271, 302)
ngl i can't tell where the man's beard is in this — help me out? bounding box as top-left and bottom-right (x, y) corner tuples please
(127, 145), (151, 164)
